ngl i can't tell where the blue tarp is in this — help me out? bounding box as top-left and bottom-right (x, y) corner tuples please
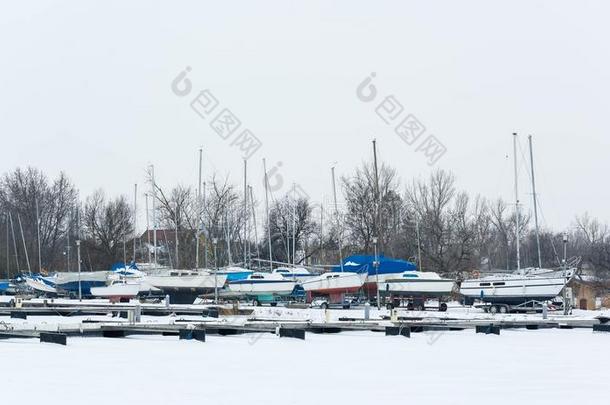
(332, 255), (417, 275)
(111, 262), (138, 271)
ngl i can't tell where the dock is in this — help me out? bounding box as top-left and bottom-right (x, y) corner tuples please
(1, 308), (606, 344)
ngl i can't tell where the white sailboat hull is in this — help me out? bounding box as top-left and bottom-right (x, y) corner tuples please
(460, 275), (568, 304)
(301, 272), (366, 294)
(145, 273), (227, 290)
(90, 283), (140, 299)
(379, 279), (455, 297)
(26, 278), (57, 294)
(227, 280), (296, 295)
(144, 271), (227, 304)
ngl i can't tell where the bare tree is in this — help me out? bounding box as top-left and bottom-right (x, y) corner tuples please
(572, 213), (610, 278)
(341, 161), (401, 252)
(405, 170), (477, 276)
(155, 184), (197, 269)
(265, 194), (316, 264)
(82, 190), (134, 270)
(0, 167), (76, 273)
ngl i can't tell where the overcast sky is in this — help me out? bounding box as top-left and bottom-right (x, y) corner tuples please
(1, 1), (608, 231)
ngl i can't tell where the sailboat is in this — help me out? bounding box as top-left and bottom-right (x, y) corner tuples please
(227, 272), (296, 296)
(24, 274), (57, 294)
(145, 269), (228, 304)
(90, 280), (140, 302)
(379, 271), (455, 297)
(272, 266), (317, 283)
(301, 271), (366, 294)
(460, 133), (574, 307)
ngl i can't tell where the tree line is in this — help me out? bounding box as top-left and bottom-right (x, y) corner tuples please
(0, 164), (608, 281)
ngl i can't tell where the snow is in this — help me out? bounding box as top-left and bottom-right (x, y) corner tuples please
(1, 320), (608, 404)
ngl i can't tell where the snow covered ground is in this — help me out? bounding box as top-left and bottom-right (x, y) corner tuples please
(1, 324), (608, 404)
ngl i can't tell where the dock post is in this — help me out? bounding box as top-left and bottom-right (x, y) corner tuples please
(279, 327), (305, 340)
(135, 304), (141, 323)
(364, 303), (370, 320)
(10, 311), (27, 320)
(40, 332), (67, 346)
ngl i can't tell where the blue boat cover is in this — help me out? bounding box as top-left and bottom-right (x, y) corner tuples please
(332, 255), (417, 275)
(111, 262), (138, 271)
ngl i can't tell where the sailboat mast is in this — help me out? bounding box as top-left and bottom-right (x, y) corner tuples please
(76, 203), (82, 301)
(373, 139), (381, 246)
(372, 139), (382, 309)
(249, 186), (260, 259)
(145, 193), (151, 264)
(17, 214), (31, 274)
(5, 213), (9, 279)
(123, 187), (127, 267)
(331, 165), (344, 271)
(263, 159), (273, 271)
(319, 203), (324, 264)
(133, 183), (137, 264)
(202, 181), (207, 268)
(36, 199), (42, 273)
(243, 159), (248, 267)
(174, 203), (179, 268)
(196, 148), (202, 269)
(8, 213), (20, 272)
(292, 183), (296, 266)
(512, 133), (521, 272)
(150, 165), (157, 268)
(225, 214), (232, 265)
(528, 135), (542, 269)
